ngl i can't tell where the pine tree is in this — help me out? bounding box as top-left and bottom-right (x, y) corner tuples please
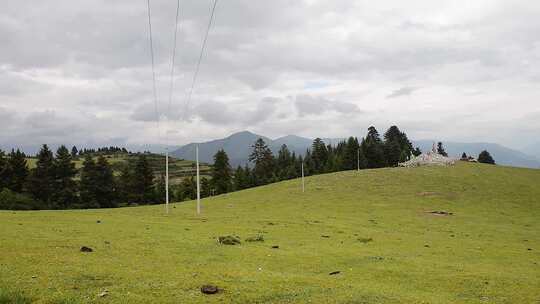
(52, 145), (78, 209)
(28, 144), (55, 208)
(461, 152), (468, 160)
(362, 127), (386, 168)
(249, 138), (275, 186)
(277, 144), (292, 179)
(311, 138), (328, 174)
(133, 154), (154, 204)
(437, 142), (448, 157)
(117, 163), (135, 205)
(211, 149), (232, 194)
(412, 147), (422, 157)
(478, 150), (495, 164)
(71, 146), (78, 158)
(80, 154), (99, 208)
(0, 150), (8, 189)
(7, 149), (29, 193)
(94, 155), (117, 207)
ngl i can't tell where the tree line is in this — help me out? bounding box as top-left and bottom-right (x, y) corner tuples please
(208, 125), (419, 193)
(0, 145), (158, 210)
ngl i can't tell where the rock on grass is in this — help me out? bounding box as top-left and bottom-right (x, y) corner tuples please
(218, 236), (241, 245)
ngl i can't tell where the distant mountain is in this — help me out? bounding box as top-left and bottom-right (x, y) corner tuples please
(413, 140), (540, 169)
(523, 142), (540, 160)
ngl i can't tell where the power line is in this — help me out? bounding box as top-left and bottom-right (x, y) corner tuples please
(146, 0), (160, 134)
(182, 0), (218, 121)
(166, 0), (182, 120)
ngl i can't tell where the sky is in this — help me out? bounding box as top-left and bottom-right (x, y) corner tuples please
(1, 0), (539, 152)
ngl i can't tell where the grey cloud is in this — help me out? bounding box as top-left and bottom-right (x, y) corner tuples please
(295, 95), (361, 117)
(386, 87), (419, 99)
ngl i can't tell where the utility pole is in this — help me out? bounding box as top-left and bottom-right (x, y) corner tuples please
(357, 148), (360, 171)
(301, 162), (305, 193)
(165, 147), (169, 214)
(196, 144), (201, 215)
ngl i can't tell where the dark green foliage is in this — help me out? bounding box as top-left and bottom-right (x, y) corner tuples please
(0, 188), (39, 210)
(70, 146), (78, 158)
(461, 152), (468, 160)
(478, 150), (495, 164)
(311, 138), (328, 174)
(412, 147), (422, 157)
(201, 177), (211, 197)
(80, 155), (117, 208)
(211, 149), (232, 194)
(154, 174), (167, 204)
(437, 142), (448, 157)
(0, 150), (7, 189)
(233, 165), (251, 190)
(132, 154), (154, 204)
(7, 149), (28, 193)
(383, 126), (414, 166)
(94, 156), (117, 207)
(341, 137), (364, 170)
(362, 126), (386, 168)
(27, 144), (55, 208)
(79, 155), (99, 208)
(249, 138), (275, 186)
(52, 146), (78, 209)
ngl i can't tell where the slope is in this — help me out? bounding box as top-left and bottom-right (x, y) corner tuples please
(0, 163), (539, 303)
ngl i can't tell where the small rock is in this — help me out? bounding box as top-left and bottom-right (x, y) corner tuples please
(31, 275), (37, 279)
(201, 285), (219, 294)
(245, 235), (264, 242)
(321, 235), (330, 238)
(329, 271), (341, 275)
(98, 290), (108, 297)
(96, 220), (101, 223)
(424, 244), (430, 248)
(271, 245), (279, 249)
(527, 248), (532, 251)
(80, 246), (93, 252)
(218, 236), (241, 245)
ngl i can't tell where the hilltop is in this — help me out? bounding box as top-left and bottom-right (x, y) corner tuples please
(1, 162), (539, 303)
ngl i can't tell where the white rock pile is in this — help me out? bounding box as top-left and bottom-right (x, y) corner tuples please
(399, 151), (455, 167)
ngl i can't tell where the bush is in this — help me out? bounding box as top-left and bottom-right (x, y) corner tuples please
(0, 188), (41, 210)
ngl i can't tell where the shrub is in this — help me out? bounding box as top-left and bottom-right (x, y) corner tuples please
(0, 188), (41, 210)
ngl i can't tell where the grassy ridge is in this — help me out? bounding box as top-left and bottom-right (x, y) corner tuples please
(1, 163), (539, 303)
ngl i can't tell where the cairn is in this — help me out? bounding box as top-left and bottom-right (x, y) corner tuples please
(399, 143), (455, 167)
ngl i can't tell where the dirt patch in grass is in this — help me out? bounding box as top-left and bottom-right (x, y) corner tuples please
(417, 191), (439, 196)
(426, 210), (453, 216)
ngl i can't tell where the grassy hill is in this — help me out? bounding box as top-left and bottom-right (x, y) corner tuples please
(26, 153), (212, 184)
(1, 163), (539, 303)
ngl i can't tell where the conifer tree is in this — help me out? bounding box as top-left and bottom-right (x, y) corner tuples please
(437, 142), (448, 157)
(80, 154), (98, 208)
(362, 127), (386, 168)
(71, 146), (78, 158)
(94, 155), (117, 207)
(478, 150), (495, 164)
(132, 154), (154, 203)
(412, 147), (422, 157)
(249, 138), (275, 185)
(7, 149), (29, 193)
(28, 144), (55, 208)
(0, 150), (8, 189)
(311, 138), (328, 174)
(52, 145), (78, 209)
(211, 149), (232, 194)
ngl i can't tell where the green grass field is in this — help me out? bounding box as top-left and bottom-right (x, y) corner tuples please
(1, 163), (539, 303)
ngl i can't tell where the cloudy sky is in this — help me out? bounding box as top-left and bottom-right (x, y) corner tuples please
(1, 0), (539, 151)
